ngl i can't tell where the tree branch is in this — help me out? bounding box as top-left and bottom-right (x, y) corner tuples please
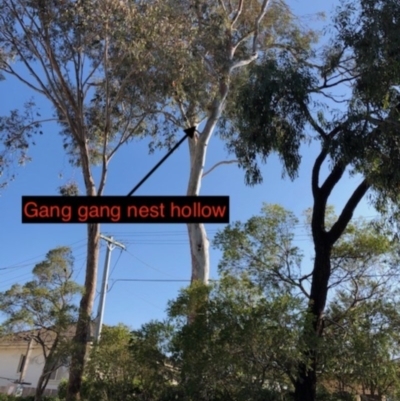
(252, 0), (271, 55)
(107, 114), (147, 161)
(319, 162), (346, 200)
(2, 63), (46, 96)
(311, 147), (328, 198)
(218, 0), (228, 15)
(202, 159), (238, 178)
(231, 30), (255, 55)
(231, 0), (244, 28)
(230, 53), (258, 71)
(299, 101), (327, 139)
(314, 74), (359, 91)
(328, 179), (370, 245)
(98, 29), (111, 197)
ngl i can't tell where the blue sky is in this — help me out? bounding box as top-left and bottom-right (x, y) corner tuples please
(0, 0), (377, 330)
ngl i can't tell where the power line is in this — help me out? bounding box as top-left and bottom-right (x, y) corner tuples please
(107, 278), (192, 293)
(101, 215), (381, 237)
(102, 230), (220, 237)
(0, 242), (88, 291)
(113, 279), (191, 282)
(0, 239), (87, 271)
(124, 248), (180, 279)
(108, 248), (124, 282)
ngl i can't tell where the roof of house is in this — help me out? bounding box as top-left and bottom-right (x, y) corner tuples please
(0, 322), (96, 348)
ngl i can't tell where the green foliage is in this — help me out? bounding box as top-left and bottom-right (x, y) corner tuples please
(0, 247), (82, 399)
(214, 203), (400, 398)
(0, 247), (82, 332)
(0, 99), (41, 191)
(222, 0), (400, 219)
(58, 182), (79, 197)
(0, 2), (159, 397)
(214, 202), (400, 307)
(213, 6), (400, 396)
(316, 388), (356, 401)
(335, 0), (400, 108)
(50, 203), (400, 400)
(214, 203), (305, 296)
(83, 324), (139, 401)
(114, 0), (318, 152)
(322, 296), (400, 398)
(129, 321), (178, 400)
(166, 278), (304, 400)
(221, 54), (315, 185)
(78, 323), (178, 401)
(58, 378), (90, 401)
(0, 0), (150, 172)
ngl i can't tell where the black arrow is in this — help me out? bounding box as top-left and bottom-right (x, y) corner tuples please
(127, 127), (196, 196)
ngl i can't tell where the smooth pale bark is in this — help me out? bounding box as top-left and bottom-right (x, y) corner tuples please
(183, 0), (271, 285)
(186, 94), (228, 284)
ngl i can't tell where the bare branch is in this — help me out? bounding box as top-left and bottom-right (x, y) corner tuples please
(231, 30), (255, 55)
(314, 91), (348, 104)
(314, 74), (360, 91)
(82, 57), (104, 91)
(107, 114), (147, 161)
(299, 275), (311, 299)
(6, 6), (70, 115)
(231, 0), (244, 28)
(227, 0), (233, 14)
(230, 53), (258, 71)
(2, 63), (46, 95)
(252, 0), (271, 55)
(202, 159), (238, 178)
(98, 29), (111, 197)
(218, 0), (228, 15)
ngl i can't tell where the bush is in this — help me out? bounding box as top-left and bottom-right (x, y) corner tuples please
(317, 389), (356, 401)
(0, 396), (60, 401)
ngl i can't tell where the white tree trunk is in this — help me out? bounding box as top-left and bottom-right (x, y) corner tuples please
(180, 1), (270, 286)
(186, 96), (227, 284)
(187, 223), (209, 283)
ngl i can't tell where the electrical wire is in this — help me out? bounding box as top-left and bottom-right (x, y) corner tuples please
(0, 241), (88, 291)
(101, 216), (380, 238)
(107, 278), (191, 293)
(108, 248), (124, 284)
(0, 212), (389, 291)
(120, 287), (164, 311)
(124, 247), (180, 279)
(0, 239), (87, 271)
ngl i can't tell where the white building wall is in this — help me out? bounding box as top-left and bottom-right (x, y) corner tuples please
(0, 342), (68, 396)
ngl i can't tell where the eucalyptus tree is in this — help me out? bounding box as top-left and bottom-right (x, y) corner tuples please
(216, 0), (400, 397)
(120, 0), (318, 284)
(0, 1), (156, 399)
(215, 204), (400, 400)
